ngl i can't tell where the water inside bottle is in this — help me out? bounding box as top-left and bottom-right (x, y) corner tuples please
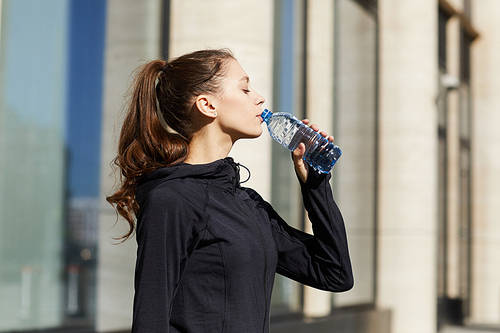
(264, 111), (342, 173)
(266, 114), (299, 146)
(292, 126), (341, 173)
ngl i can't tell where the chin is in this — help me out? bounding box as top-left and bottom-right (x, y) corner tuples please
(238, 128), (263, 140)
(252, 126), (263, 138)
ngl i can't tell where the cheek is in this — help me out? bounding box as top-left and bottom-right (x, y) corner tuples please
(220, 110), (256, 133)
(220, 110), (243, 129)
(220, 92), (247, 111)
(218, 93), (254, 125)
(221, 98), (250, 119)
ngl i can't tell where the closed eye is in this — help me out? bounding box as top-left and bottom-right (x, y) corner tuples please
(242, 89), (250, 94)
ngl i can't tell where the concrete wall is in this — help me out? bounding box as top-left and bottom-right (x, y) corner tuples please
(303, 0), (335, 317)
(377, 1), (438, 333)
(333, 0), (377, 309)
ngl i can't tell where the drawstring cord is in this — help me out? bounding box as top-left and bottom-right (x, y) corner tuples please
(225, 158), (251, 188)
(235, 163), (251, 184)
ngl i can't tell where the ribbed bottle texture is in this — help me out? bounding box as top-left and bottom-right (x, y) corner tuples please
(260, 109), (342, 174)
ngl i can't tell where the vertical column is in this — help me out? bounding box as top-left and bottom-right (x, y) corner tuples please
(97, 0), (162, 331)
(303, 0), (334, 317)
(169, 0), (274, 197)
(470, 0), (500, 324)
(378, 1), (438, 333)
(333, 0), (377, 308)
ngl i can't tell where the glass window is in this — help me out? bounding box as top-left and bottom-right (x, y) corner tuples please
(463, 0), (471, 19)
(270, 0), (306, 316)
(459, 31), (471, 85)
(458, 27), (472, 320)
(437, 69), (448, 302)
(332, 0), (377, 307)
(0, 0), (106, 331)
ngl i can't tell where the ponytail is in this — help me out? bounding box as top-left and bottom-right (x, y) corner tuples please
(106, 48), (235, 242)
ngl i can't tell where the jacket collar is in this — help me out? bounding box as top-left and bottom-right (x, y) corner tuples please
(136, 156), (251, 200)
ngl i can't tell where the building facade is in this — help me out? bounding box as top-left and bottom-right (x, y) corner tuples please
(0, 0), (499, 332)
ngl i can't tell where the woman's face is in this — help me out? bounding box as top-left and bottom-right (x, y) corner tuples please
(215, 59), (266, 141)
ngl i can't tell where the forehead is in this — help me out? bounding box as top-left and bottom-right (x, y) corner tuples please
(225, 59), (248, 81)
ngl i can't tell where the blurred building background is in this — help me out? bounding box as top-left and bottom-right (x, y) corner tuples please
(0, 0), (499, 332)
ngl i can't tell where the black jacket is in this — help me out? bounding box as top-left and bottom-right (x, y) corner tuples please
(132, 156), (353, 333)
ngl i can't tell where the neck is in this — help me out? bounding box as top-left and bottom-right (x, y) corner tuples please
(183, 125), (235, 165)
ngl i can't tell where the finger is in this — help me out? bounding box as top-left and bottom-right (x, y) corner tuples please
(293, 143), (303, 155)
(319, 131), (327, 137)
(311, 124), (319, 131)
(302, 119), (309, 123)
(328, 136), (334, 142)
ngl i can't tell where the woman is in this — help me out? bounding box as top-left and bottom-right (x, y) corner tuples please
(106, 48), (353, 333)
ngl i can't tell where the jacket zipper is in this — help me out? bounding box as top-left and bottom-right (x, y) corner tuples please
(230, 161), (269, 331)
(234, 188), (269, 332)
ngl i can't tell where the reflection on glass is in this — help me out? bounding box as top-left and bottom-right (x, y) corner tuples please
(0, 0), (105, 331)
(270, 0), (304, 315)
(0, 0), (68, 329)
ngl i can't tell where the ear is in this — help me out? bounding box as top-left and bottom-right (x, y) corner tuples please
(194, 95), (217, 119)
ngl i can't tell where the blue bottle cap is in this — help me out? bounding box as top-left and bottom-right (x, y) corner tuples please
(260, 109), (272, 123)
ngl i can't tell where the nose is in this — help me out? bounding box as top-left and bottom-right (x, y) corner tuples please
(256, 92), (265, 106)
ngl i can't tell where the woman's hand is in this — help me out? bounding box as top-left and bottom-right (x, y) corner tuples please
(291, 119), (335, 184)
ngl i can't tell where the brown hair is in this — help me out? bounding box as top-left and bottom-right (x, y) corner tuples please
(106, 48), (236, 242)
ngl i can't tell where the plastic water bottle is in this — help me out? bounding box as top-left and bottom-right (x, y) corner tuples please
(260, 109), (342, 174)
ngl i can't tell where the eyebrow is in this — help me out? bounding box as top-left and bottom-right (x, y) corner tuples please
(240, 76), (250, 83)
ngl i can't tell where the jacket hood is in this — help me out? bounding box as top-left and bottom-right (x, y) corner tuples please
(135, 156), (251, 203)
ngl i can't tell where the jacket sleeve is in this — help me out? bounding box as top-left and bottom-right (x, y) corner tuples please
(131, 188), (207, 333)
(245, 164), (353, 292)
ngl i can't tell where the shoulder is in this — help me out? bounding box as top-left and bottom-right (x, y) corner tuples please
(152, 178), (206, 199)
(240, 186), (272, 210)
(141, 179), (208, 221)
(240, 186), (262, 200)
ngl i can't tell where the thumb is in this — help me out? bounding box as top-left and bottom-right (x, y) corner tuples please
(292, 143), (306, 161)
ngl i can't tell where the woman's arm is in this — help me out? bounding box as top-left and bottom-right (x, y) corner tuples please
(243, 163), (353, 292)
